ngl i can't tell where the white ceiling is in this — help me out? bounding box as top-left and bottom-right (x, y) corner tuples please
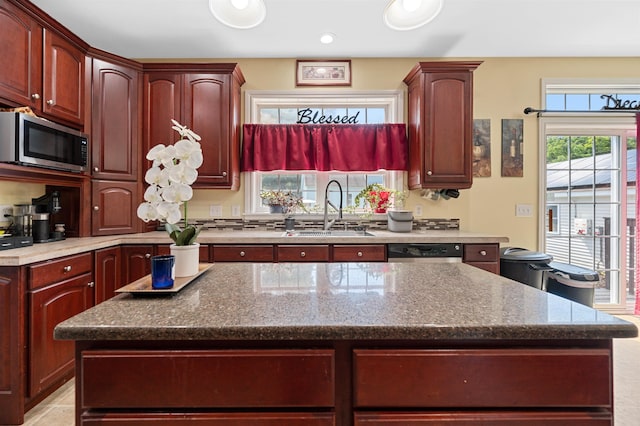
(30, 0), (640, 59)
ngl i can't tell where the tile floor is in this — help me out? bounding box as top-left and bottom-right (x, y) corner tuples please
(20, 315), (640, 426)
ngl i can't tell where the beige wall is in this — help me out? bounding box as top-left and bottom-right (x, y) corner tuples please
(3, 57), (640, 247)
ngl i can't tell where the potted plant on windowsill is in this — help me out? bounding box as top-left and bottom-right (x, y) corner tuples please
(137, 119), (203, 277)
(354, 183), (394, 213)
(260, 190), (306, 215)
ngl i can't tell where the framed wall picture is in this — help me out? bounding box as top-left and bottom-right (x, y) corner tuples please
(501, 119), (524, 177)
(296, 60), (352, 87)
(473, 119), (491, 177)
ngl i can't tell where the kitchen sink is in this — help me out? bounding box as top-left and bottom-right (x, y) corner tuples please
(282, 230), (374, 237)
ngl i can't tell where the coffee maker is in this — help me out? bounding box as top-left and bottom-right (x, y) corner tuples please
(31, 191), (64, 242)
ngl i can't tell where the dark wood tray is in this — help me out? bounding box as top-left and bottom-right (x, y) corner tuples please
(116, 263), (213, 295)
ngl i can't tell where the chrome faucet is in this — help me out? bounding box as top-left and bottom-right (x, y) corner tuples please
(323, 180), (343, 230)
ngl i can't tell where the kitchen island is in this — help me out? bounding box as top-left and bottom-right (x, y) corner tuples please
(55, 261), (637, 426)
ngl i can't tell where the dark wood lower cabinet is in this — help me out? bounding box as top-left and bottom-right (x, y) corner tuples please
(28, 272), (94, 397)
(73, 340), (614, 426)
(94, 246), (122, 304)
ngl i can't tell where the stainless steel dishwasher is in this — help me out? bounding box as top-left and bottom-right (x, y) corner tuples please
(387, 243), (462, 262)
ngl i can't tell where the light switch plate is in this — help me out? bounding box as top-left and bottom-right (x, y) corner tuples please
(209, 204), (223, 217)
(231, 205), (241, 217)
(415, 205), (423, 217)
(515, 204), (533, 217)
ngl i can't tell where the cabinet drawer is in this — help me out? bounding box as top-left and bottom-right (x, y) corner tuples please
(277, 245), (330, 262)
(355, 411), (612, 425)
(82, 412), (335, 425)
(354, 349), (611, 408)
(213, 245), (274, 262)
(29, 252), (93, 289)
(333, 245), (386, 262)
(462, 243), (499, 262)
(82, 349), (335, 408)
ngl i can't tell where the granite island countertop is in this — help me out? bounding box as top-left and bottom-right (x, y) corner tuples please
(54, 262), (638, 342)
(0, 229), (509, 266)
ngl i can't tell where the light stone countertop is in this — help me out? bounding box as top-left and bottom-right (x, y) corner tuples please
(54, 262), (638, 342)
(0, 229), (509, 266)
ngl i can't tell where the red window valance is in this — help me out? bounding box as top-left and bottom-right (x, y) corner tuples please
(241, 124), (408, 172)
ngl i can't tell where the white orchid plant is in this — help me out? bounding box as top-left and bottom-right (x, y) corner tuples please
(137, 119), (203, 246)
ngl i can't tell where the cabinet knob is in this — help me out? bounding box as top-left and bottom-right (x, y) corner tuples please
(480, 250), (487, 256)
(239, 251), (246, 257)
(357, 251), (363, 257)
(222, 171), (227, 177)
(300, 251), (306, 258)
(31, 93), (40, 100)
(94, 166), (99, 172)
(427, 170), (433, 176)
(93, 205), (99, 211)
(87, 281), (95, 288)
(46, 99), (54, 106)
(145, 253), (151, 259)
(63, 265), (72, 272)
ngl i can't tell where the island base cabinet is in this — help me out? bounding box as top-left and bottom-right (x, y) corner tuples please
(353, 349), (612, 408)
(354, 411), (612, 425)
(82, 412), (335, 425)
(80, 349), (334, 408)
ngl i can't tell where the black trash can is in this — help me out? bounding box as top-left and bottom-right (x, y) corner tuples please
(544, 261), (600, 307)
(500, 247), (553, 290)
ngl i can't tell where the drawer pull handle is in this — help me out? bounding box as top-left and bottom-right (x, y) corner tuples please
(87, 281), (95, 288)
(63, 265), (72, 272)
(300, 251), (306, 257)
(1, 242), (10, 247)
(94, 205), (99, 211)
(145, 253), (151, 259)
(427, 170), (433, 176)
(46, 99), (54, 105)
(479, 250), (487, 256)
(222, 171), (227, 177)
(357, 251), (363, 257)
(94, 166), (99, 172)
(31, 93), (40, 100)
(239, 251), (246, 257)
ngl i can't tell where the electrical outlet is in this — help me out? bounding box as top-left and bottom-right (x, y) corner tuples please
(231, 205), (241, 217)
(0, 205), (13, 220)
(415, 205), (423, 217)
(209, 204), (223, 217)
(515, 204), (533, 217)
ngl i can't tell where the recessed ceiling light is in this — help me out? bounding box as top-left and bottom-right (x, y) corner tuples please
(383, 0), (443, 31)
(209, 0), (266, 29)
(320, 33), (335, 44)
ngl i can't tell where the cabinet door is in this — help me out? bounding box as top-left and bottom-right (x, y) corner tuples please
(182, 73), (233, 187)
(42, 29), (85, 126)
(143, 72), (182, 162)
(29, 272), (94, 397)
(95, 246), (122, 304)
(121, 245), (153, 284)
(405, 62), (480, 190)
(92, 180), (138, 235)
(0, 0), (42, 109)
(92, 58), (140, 180)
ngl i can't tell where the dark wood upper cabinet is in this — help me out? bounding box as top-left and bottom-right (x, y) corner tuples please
(91, 180), (138, 236)
(143, 63), (245, 190)
(404, 61), (482, 190)
(0, 1), (86, 127)
(0, 0), (43, 109)
(91, 56), (141, 181)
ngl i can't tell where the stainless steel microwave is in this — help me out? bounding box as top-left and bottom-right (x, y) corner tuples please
(0, 112), (88, 173)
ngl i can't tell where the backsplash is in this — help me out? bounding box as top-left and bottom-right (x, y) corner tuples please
(179, 217), (460, 232)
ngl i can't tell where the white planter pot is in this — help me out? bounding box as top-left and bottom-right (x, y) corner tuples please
(387, 209), (414, 233)
(170, 243), (200, 277)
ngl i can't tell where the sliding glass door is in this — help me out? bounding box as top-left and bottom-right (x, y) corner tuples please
(541, 117), (636, 313)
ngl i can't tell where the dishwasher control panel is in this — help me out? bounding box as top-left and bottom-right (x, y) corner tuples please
(388, 243), (462, 258)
